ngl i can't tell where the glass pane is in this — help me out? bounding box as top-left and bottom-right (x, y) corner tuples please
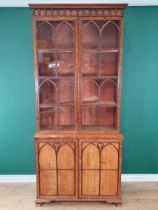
(38, 52), (75, 77)
(58, 106), (75, 127)
(39, 79), (74, 105)
(39, 80), (57, 105)
(81, 20), (119, 50)
(55, 22), (74, 49)
(58, 79), (74, 104)
(82, 106), (116, 130)
(37, 21), (74, 49)
(100, 53), (118, 76)
(100, 80), (117, 104)
(82, 79), (99, 104)
(40, 107), (57, 129)
(40, 106), (75, 130)
(57, 53), (75, 76)
(38, 52), (56, 76)
(37, 22), (53, 49)
(81, 21), (99, 49)
(100, 21), (119, 49)
(81, 79), (117, 105)
(82, 52), (99, 76)
(39, 78), (75, 129)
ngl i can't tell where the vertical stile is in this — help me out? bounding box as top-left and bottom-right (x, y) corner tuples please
(117, 18), (124, 130)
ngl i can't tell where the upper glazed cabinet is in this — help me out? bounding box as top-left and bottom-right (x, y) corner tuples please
(33, 8), (123, 131)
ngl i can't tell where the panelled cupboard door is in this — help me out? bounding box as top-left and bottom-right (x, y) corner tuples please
(38, 139), (78, 198)
(79, 139), (119, 198)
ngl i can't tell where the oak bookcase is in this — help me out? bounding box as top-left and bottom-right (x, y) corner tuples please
(29, 4), (127, 206)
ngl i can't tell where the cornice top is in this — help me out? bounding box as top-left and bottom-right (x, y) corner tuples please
(29, 4), (127, 9)
(29, 4), (127, 17)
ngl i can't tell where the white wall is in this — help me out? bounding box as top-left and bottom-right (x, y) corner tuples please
(0, 0), (158, 7)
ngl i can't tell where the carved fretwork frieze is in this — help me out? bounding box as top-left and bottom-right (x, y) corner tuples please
(32, 8), (124, 17)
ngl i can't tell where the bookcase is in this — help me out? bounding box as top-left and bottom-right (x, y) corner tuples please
(30, 4), (127, 205)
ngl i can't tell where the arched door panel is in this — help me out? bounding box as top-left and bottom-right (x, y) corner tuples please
(58, 144), (74, 169)
(101, 143), (118, 169)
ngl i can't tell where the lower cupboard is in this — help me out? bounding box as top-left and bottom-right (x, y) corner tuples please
(35, 135), (122, 204)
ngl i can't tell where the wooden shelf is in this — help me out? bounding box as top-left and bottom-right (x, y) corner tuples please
(41, 125), (75, 130)
(81, 76), (118, 79)
(40, 103), (74, 108)
(82, 101), (117, 107)
(81, 125), (116, 130)
(82, 48), (119, 53)
(39, 75), (117, 80)
(39, 75), (74, 79)
(38, 48), (118, 54)
(40, 104), (56, 108)
(38, 49), (75, 53)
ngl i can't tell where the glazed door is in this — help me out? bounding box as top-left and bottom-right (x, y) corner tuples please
(79, 18), (121, 131)
(79, 139), (119, 198)
(38, 139), (78, 198)
(36, 18), (77, 130)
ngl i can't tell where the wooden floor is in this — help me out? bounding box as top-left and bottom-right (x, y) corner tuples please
(0, 182), (158, 210)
